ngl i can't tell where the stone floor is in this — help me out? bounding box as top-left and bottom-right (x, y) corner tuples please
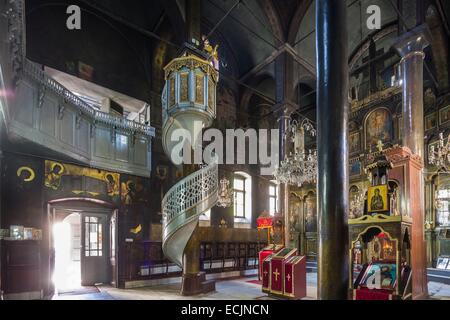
(52, 272), (450, 300)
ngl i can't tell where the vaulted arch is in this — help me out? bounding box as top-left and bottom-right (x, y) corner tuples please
(287, 0), (313, 45)
(260, 0), (285, 46)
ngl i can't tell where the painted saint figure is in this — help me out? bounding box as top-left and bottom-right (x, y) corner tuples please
(370, 188), (384, 211)
(45, 163), (64, 190)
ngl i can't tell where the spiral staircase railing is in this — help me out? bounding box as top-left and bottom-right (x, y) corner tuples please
(162, 160), (218, 267)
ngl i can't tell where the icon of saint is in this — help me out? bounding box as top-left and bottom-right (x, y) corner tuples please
(370, 188), (384, 211)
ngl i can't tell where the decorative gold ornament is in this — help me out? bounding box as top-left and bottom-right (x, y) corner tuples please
(16, 166), (35, 182)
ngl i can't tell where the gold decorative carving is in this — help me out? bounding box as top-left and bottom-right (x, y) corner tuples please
(348, 214), (412, 225)
(180, 73), (188, 102)
(208, 78), (215, 111)
(196, 74), (204, 105)
(164, 54), (219, 83)
(169, 77), (175, 107)
(350, 86), (401, 111)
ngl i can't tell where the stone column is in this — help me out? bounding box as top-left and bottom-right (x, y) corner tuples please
(393, 24), (430, 300)
(273, 51), (297, 248)
(316, 0), (349, 300)
(393, 24), (430, 159)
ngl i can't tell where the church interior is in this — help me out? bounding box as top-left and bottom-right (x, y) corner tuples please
(1, 0), (450, 301)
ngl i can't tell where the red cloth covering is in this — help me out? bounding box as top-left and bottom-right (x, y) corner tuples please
(259, 250), (274, 280)
(284, 262), (293, 294)
(355, 288), (392, 300)
(261, 258), (271, 289)
(270, 259), (283, 293)
(257, 217), (273, 228)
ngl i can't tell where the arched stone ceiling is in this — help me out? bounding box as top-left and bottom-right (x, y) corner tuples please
(23, 0), (450, 106)
(201, 0), (277, 76)
(90, 0), (165, 30)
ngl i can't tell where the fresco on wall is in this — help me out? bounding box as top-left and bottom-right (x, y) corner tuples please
(121, 176), (149, 205)
(365, 108), (393, 148)
(44, 160), (120, 203)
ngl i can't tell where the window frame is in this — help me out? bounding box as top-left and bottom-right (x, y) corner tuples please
(268, 183), (279, 216)
(233, 175), (246, 219)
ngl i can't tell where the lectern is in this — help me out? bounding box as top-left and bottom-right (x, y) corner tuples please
(258, 244), (283, 280)
(270, 248), (297, 295)
(283, 255), (307, 299)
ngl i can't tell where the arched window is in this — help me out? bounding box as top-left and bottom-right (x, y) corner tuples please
(269, 181), (279, 216)
(233, 172), (252, 226)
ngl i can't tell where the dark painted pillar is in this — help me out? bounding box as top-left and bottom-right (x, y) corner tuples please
(273, 51), (297, 248)
(393, 24), (431, 300)
(316, 0), (349, 300)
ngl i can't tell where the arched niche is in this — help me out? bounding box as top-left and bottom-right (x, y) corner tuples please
(352, 226), (398, 265)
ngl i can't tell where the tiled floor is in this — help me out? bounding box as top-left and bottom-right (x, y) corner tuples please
(52, 272), (450, 300)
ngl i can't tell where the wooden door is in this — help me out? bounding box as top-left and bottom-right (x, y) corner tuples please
(81, 213), (109, 286)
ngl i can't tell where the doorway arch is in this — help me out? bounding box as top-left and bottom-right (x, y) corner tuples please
(46, 198), (118, 296)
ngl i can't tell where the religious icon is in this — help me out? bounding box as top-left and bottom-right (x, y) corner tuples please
(367, 185), (388, 213)
(371, 189), (384, 210)
(425, 112), (437, 130)
(360, 262), (397, 290)
(122, 180), (137, 205)
(45, 162), (64, 190)
(349, 132), (360, 153)
(156, 165), (168, 180)
(304, 193), (317, 233)
(23, 227), (33, 240)
(10, 225), (24, 240)
(121, 178), (147, 205)
(105, 173), (119, 197)
(365, 108), (392, 147)
(439, 105), (450, 125)
(350, 161), (362, 177)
